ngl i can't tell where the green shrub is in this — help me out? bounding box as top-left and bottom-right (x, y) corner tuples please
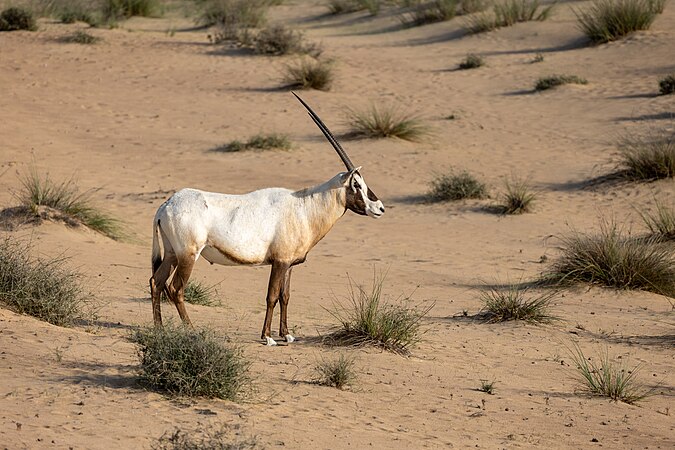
(616, 125), (674, 180)
(544, 220), (675, 297)
(212, 133), (291, 152)
(0, 7), (37, 31)
(458, 53), (485, 69)
(478, 379), (496, 394)
(428, 170), (487, 201)
(346, 104), (429, 141)
(282, 58), (334, 91)
(326, 273), (432, 355)
(183, 280), (220, 306)
(132, 323), (251, 400)
(0, 237), (90, 327)
(658, 74), (675, 95)
(314, 353), (357, 389)
(479, 285), (557, 323)
(575, 0), (664, 44)
(535, 74), (587, 91)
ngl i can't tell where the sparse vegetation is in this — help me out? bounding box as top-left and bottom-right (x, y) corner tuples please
(575, 0), (665, 44)
(639, 199), (675, 242)
(282, 58), (335, 91)
(569, 345), (652, 404)
(459, 0), (490, 14)
(184, 280), (221, 306)
(346, 104), (429, 141)
(0, 236), (91, 327)
(400, 0), (458, 26)
(498, 177), (536, 214)
(197, 0), (269, 32)
(531, 52), (544, 63)
(212, 133), (291, 152)
(327, 0), (382, 14)
(61, 30), (101, 44)
(659, 75), (675, 95)
(428, 170), (487, 201)
(458, 53), (485, 69)
(478, 379), (496, 394)
(465, 0), (555, 33)
(17, 168), (125, 240)
(132, 323), (251, 400)
(535, 74), (587, 91)
(60, 9), (97, 25)
(615, 124), (674, 180)
(479, 285), (558, 323)
(103, 0), (159, 20)
(314, 353), (357, 389)
(326, 272), (432, 355)
(544, 220), (675, 297)
(0, 7), (37, 31)
(154, 425), (260, 450)
(251, 24), (322, 57)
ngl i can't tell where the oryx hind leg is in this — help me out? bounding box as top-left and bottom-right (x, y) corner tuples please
(169, 252), (197, 326)
(150, 251), (177, 327)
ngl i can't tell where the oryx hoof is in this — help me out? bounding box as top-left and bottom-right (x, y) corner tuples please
(284, 334), (295, 343)
(265, 337), (278, 346)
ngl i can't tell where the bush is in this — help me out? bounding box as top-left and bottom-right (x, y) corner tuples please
(212, 133), (291, 152)
(251, 24), (321, 57)
(154, 425), (260, 450)
(658, 74), (675, 95)
(61, 30), (102, 44)
(479, 285), (558, 323)
(400, 0), (458, 26)
(314, 353), (357, 389)
(535, 74), (587, 91)
(132, 323), (251, 400)
(17, 167), (125, 240)
(615, 125), (674, 180)
(498, 177), (536, 214)
(282, 58), (334, 91)
(428, 170), (487, 201)
(326, 273), (433, 355)
(103, 0), (159, 20)
(544, 220), (675, 297)
(458, 53), (485, 69)
(0, 237), (90, 327)
(327, 0), (381, 15)
(639, 199), (675, 242)
(198, 0), (269, 28)
(575, 0), (665, 44)
(60, 9), (97, 25)
(0, 7), (37, 31)
(569, 345), (652, 404)
(465, 0), (554, 33)
(346, 104), (429, 141)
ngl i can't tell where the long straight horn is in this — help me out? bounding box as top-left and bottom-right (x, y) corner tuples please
(292, 92), (355, 171)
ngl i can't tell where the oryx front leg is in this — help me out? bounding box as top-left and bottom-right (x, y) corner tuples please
(262, 262), (290, 346)
(279, 267), (294, 343)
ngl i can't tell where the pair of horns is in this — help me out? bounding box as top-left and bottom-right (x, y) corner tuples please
(293, 92), (355, 172)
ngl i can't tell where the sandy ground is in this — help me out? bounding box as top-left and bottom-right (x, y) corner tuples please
(0, 1), (674, 448)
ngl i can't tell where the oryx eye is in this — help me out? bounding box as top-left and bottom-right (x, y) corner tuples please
(354, 181), (361, 190)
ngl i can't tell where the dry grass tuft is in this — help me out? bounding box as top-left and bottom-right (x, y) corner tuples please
(497, 177), (536, 214)
(535, 74), (587, 91)
(639, 199), (675, 242)
(428, 170), (487, 201)
(575, 0), (665, 44)
(212, 133), (291, 152)
(346, 104), (429, 141)
(282, 58), (334, 91)
(314, 353), (357, 389)
(153, 425), (260, 450)
(479, 285), (558, 323)
(615, 124), (675, 181)
(458, 53), (485, 69)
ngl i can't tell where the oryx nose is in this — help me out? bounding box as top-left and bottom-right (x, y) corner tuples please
(379, 206), (385, 213)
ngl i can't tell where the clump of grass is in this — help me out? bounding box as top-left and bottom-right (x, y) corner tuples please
(458, 53), (485, 69)
(314, 353), (357, 389)
(251, 24), (321, 57)
(154, 425), (260, 450)
(103, 0), (159, 20)
(658, 74), (675, 96)
(198, 0), (270, 28)
(327, 0), (381, 15)
(61, 30), (102, 44)
(17, 168), (125, 240)
(0, 7), (37, 31)
(132, 323), (251, 400)
(498, 177), (536, 214)
(183, 280), (220, 306)
(479, 285), (558, 323)
(575, 0), (665, 44)
(531, 52), (544, 63)
(465, 0), (554, 33)
(459, 0), (490, 14)
(535, 74), (587, 91)
(282, 58), (334, 91)
(428, 169), (487, 201)
(478, 379), (496, 394)
(346, 104), (429, 141)
(569, 345), (652, 404)
(639, 199), (675, 242)
(400, 0), (458, 27)
(326, 272), (433, 355)
(543, 220), (675, 297)
(212, 133), (291, 152)
(0, 236), (91, 327)
(615, 125), (674, 181)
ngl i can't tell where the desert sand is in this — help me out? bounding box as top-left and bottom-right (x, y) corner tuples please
(0, 1), (673, 448)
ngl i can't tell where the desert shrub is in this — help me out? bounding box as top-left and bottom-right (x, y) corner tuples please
(132, 323), (251, 400)
(535, 74), (587, 91)
(327, 0), (382, 14)
(251, 24), (321, 57)
(0, 7), (37, 31)
(569, 345), (652, 404)
(543, 220), (675, 297)
(459, 0), (490, 13)
(465, 0), (554, 33)
(639, 199), (675, 241)
(478, 379), (496, 394)
(198, 0), (269, 33)
(346, 104), (428, 141)
(103, 0), (159, 20)
(479, 285), (557, 323)
(326, 273), (433, 354)
(400, 0), (458, 26)
(61, 30), (102, 44)
(658, 74), (675, 95)
(615, 124), (674, 180)
(17, 168), (125, 240)
(154, 425), (260, 450)
(314, 353), (357, 389)
(575, 0), (665, 44)
(498, 177), (536, 214)
(282, 58), (334, 91)
(212, 133), (291, 152)
(60, 9), (97, 25)
(0, 236), (90, 327)
(531, 52), (544, 63)
(183, 280), (220, 306)
(428, 170), (487, 201)
(458, 53), (485, 69)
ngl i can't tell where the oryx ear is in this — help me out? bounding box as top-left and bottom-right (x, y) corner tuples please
(340, 166), (362, 185)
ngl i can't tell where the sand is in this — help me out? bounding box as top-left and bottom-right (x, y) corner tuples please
(0, 1), (673, 448)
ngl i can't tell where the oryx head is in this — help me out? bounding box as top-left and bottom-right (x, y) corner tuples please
(293, 93), (385, 219)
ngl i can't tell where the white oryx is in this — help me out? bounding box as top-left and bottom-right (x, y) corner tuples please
(150, 93), (385, 345)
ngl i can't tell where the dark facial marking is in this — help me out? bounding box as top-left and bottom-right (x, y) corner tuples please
(345, 184), (367, 216)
